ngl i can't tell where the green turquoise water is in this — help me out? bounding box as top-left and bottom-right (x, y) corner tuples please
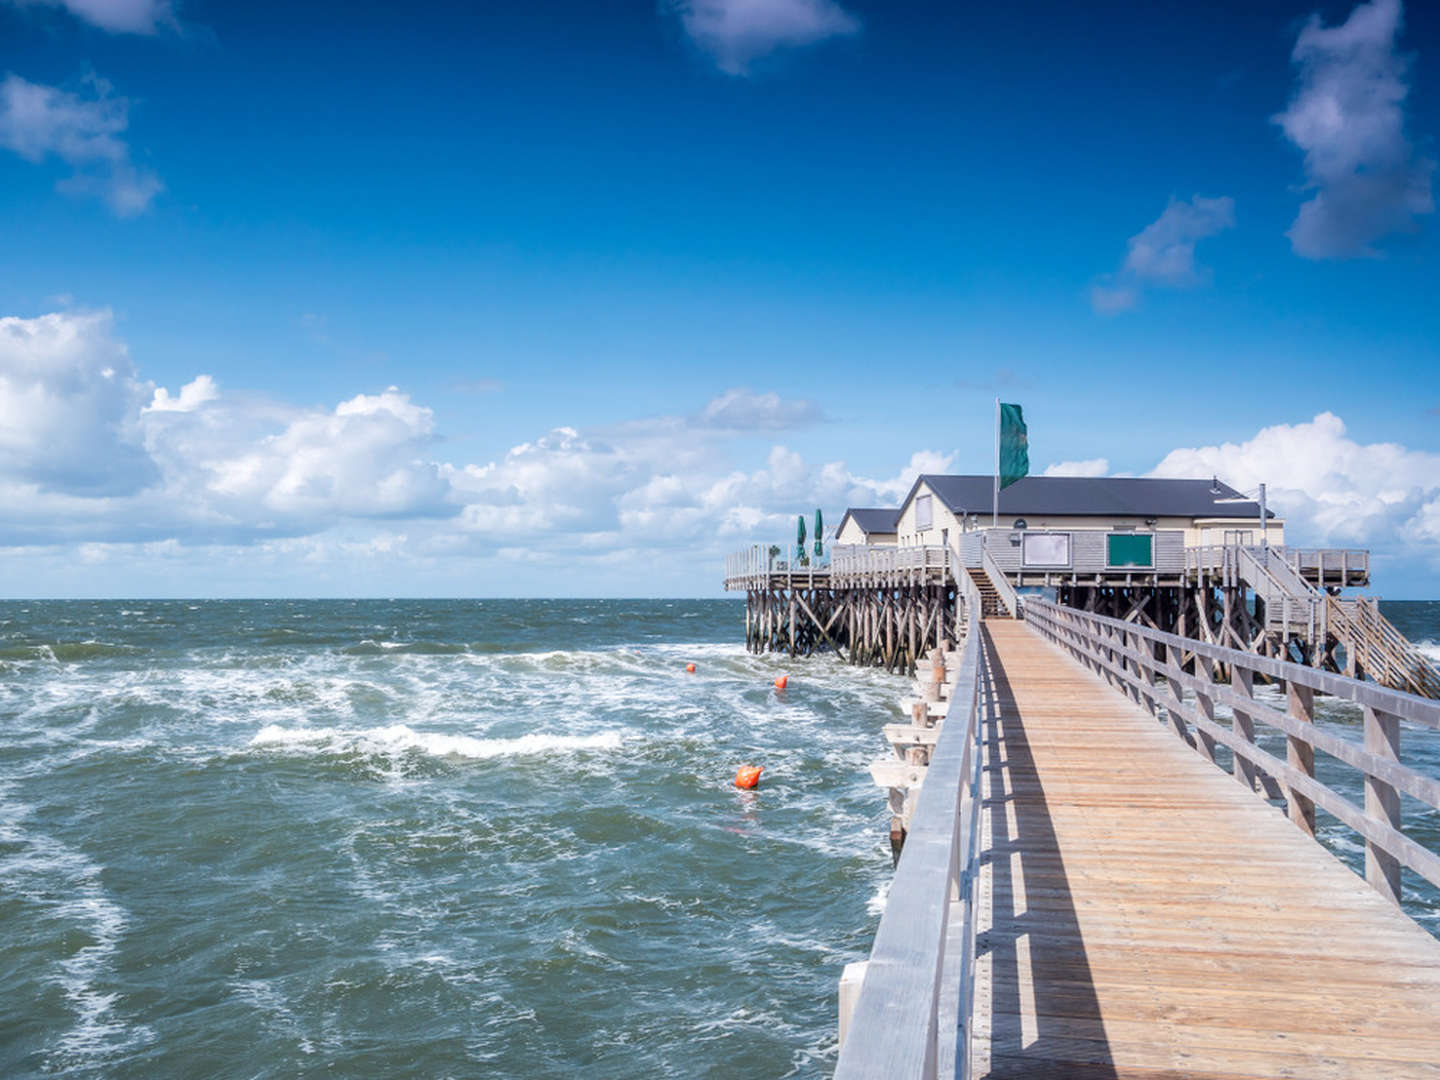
(3, 599), (1438, 1078)
(0, 599), (905, 1079)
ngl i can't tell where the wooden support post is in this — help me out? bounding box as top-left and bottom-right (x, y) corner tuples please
(1364, 705), (1402, 905)
(1286, 682), (1317, 836)
(888, 786), (906, 857)
(1230, 665), (1259, 793)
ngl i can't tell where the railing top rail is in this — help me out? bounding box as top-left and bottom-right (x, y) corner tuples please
(1025, 597), (1440, 728)
(835, 627), (984, 1079)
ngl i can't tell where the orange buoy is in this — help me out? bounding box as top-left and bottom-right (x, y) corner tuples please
(685, 663), (696, 673)
(734, 764), (763, 789)
(774, 675), (788, 690)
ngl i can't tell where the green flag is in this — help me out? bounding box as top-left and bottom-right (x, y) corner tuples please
(999, 402), (1029, 490)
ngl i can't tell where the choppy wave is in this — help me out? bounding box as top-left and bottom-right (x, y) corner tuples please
(249, 723), (627, 760)
(0, 598), (902, 1078)
(1415, 639), (1440, 665)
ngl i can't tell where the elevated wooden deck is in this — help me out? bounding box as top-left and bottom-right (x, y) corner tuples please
(968, 620), (1440, 1078)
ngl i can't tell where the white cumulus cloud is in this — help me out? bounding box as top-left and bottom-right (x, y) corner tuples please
(669, 0), (859, 75)
(1091, 196), (1235, 315)
(1274, 0), (1434, 258)
(0, 73), (162, 216)
(0, 309), (158, 495)
(146, 374), (218, 413)
(1147, 412), (1440, 567)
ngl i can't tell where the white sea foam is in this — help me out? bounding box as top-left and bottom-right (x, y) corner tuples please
(1415, 639), (1440, 665)
(249, 723), (625, 760)
(0, 785), (152, 1067)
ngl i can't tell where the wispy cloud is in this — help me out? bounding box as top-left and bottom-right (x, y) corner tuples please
(1091, 195), (1235, 315)
(691, 388), (824, 431)
(7, 0), (173, 34)
(1274, 0), (1434, 258)
(1043, 458), (1110, 478)
(669, 0), (859, 76)
(0, 73), (162, 216)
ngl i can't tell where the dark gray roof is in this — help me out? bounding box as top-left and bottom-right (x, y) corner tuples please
(905, 475), (1271, 520)
(839, 507), (901, 534)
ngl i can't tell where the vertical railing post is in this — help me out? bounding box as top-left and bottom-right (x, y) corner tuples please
(1363, 706), (1402, 905)
(1230, 665), (1259, 793)
(1286, 682), (1317, 836)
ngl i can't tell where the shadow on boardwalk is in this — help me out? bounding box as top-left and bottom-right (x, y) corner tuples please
(973, 623), (1117, 1079)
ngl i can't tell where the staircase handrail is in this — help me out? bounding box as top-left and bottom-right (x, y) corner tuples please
(981, 537), (1020, 619)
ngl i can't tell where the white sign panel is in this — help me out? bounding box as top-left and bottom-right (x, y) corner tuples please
(1022, 532), (1071, 567)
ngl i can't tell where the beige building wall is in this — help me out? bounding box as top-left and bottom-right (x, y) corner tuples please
(836, 518), (898, 546)
(894, 481), (963, 548)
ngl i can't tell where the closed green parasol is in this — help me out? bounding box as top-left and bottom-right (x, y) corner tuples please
(796, 515), (806, 563)
(814, 509), (823, 557)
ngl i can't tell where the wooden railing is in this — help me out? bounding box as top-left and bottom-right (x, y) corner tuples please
(722, 544), (828, 589)
(980, 540), (1019, 618)
(830, 544), (952, 584)
(835, 625), (985, 1080)
(1331, 595), (1440, 699)
(954, 541), (983, 631)
(1024, 598), (1440, 905)
(1279, 546), (1369, 585)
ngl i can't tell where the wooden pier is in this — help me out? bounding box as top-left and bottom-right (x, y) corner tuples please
(833, 605), (1440, 1079)
(725, 538), (1439, 698)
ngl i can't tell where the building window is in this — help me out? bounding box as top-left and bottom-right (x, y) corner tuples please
(915, 494), (933, 531)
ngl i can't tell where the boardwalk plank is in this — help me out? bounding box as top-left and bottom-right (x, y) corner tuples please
(966, 620), (1440, 1079)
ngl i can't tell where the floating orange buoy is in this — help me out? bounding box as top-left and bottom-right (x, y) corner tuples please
(735, 764), (763, 789)
(685, 663), (696, 673)
(774, 675), (788, 690)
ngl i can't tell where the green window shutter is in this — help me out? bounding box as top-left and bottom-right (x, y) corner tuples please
(1107, 533), (1153, 567)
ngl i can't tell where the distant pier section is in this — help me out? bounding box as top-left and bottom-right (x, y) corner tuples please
(724, 474), (1437, 697)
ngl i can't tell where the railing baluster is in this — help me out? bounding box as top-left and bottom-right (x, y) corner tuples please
(1364, 706), (1403, 905)
(1286, 682), (1317, 836)
(1230, 666), (1259, 793)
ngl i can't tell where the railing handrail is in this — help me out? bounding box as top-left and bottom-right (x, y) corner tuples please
(981, 539), (1020, 618)
(953, 540), (982, 626)
(836, 626), (986, 1080)
(1025, 597), (1438, 726)
(1024, 597), (1440, 908)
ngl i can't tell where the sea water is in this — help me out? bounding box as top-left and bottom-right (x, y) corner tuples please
(2, 599), (1439, 1078)
(0, 599), (902, 1079)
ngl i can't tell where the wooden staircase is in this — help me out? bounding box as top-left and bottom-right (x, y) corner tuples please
(1330, 595), (1440, 699)
(966, 567), (1009, 617)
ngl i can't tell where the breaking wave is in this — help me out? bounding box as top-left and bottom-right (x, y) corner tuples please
(248, 723), (626, 760)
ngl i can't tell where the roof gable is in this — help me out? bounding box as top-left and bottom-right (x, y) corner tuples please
(839, 507), (901, 534)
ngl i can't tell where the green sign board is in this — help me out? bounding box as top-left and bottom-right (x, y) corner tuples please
(1107, 532), (1154, 568)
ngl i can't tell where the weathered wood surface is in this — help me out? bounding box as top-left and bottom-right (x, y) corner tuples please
(968, 619), (1440, 1079)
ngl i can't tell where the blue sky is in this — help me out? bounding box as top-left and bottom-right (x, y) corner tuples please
(0, 0), (1437, 596)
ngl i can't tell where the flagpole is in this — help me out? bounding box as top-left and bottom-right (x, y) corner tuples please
(992, 397), (1000, 528)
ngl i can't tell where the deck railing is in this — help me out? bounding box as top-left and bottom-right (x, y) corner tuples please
(830, 544), (951, 583)
(835, 624), (985, 1080)
(953, 540), (983, 630)
(722, 544), (829, 588)
(1024, 597), (1440, 905)
(980, 539), (1020, 618)
(1278, 546), (1369, 585)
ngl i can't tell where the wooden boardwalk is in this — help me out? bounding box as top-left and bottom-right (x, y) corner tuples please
(966, 619), (1440, 1079)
